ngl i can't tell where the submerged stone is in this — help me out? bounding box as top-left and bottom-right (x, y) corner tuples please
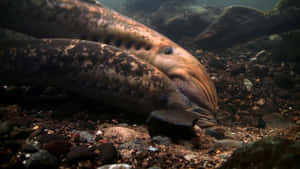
(218, 137), (300, 169)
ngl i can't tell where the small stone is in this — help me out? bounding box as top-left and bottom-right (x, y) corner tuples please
(104, 127), (136, 144)
(269, 34), (282, 41)
(47, 130), (55, 135)
(72, 131), (94, 143)
(25, 150), (58, 169)
(97, 164), (132, 169)
(184, 154), (197, 161)
(96, 130), (103, 135)
(256, 98), (265, 106)
(151, 136), (172, 145)
(119, 140), (146, 151)
(195, 49), (203, 55)
(32, 125), (39, 130)
(243, 79), (253, 92)
(147, 146), (158, 152)
(66, 146), (94, 162)
(94, 143), (118, 164)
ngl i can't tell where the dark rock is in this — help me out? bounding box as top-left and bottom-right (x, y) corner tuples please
(151, 136), (172, 145)
(94, 143), (118, 164)
(66, 146), (94, 162)
(274, 73), (294, 89)
(2, 140), (24, 150)
(230, 64), (246, 75)
(38, 134), (67, 144)
(9, 127), (33, 139)
(195, 2), (300, 49)
(0, 121), (12, 135)
(219, 137), (300, 169)
(205, 128), (225, 140)
(25, 150), (58, 169)
(43, 139), (71, 155)
(262, 99), (278, 113)
(208, 57), (226, 70)
(22, 144), (38, 153)
(251, 65), (268, 77)
(150, 2), (220, 41)
(256, 116), (266, 128)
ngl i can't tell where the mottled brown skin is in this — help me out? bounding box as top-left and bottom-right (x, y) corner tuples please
(0, 0), (218, 112)
(0, 39), (216, 127)
(0, 39), (176, 112)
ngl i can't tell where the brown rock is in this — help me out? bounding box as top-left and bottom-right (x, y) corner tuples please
(104, 127), (137, 144)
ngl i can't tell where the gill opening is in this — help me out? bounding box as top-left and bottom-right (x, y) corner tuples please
(89, 33), (153, 51)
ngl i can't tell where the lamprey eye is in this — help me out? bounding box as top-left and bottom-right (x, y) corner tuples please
(164, 46), (174, 55)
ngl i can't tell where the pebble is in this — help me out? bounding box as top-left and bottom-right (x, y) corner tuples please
(72, 130), (94, 143)
(25, 150), (58, 169)
(94, 143), (118, 164)
(184, 154), (197, 161)
(151, 136), (172, 145)
(104, 127), (136, 143)
(243, 79), (253, 92)
(147, 146), (158, 152)
(97, 164), (132, 169)
(256, 98), (265, 106)
(66, 146), (94, 162)
(119, 140), (146, 151)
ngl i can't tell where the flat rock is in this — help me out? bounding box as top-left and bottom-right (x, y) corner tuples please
(104, 127), (137, 144)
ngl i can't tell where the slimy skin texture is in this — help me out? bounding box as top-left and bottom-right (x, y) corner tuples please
(0, 39), (216, 127)
(0, 39), (182, 113)
(0, 0), (218, 112)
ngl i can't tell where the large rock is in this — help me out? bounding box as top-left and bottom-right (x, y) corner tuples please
(25, 150), (58, 169)
(218, 137), (300, 169)
(195, 0), (300, 49)
(151, 2), (220, 42)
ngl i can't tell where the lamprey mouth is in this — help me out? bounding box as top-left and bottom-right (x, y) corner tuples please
(146, 107), (217, 139)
